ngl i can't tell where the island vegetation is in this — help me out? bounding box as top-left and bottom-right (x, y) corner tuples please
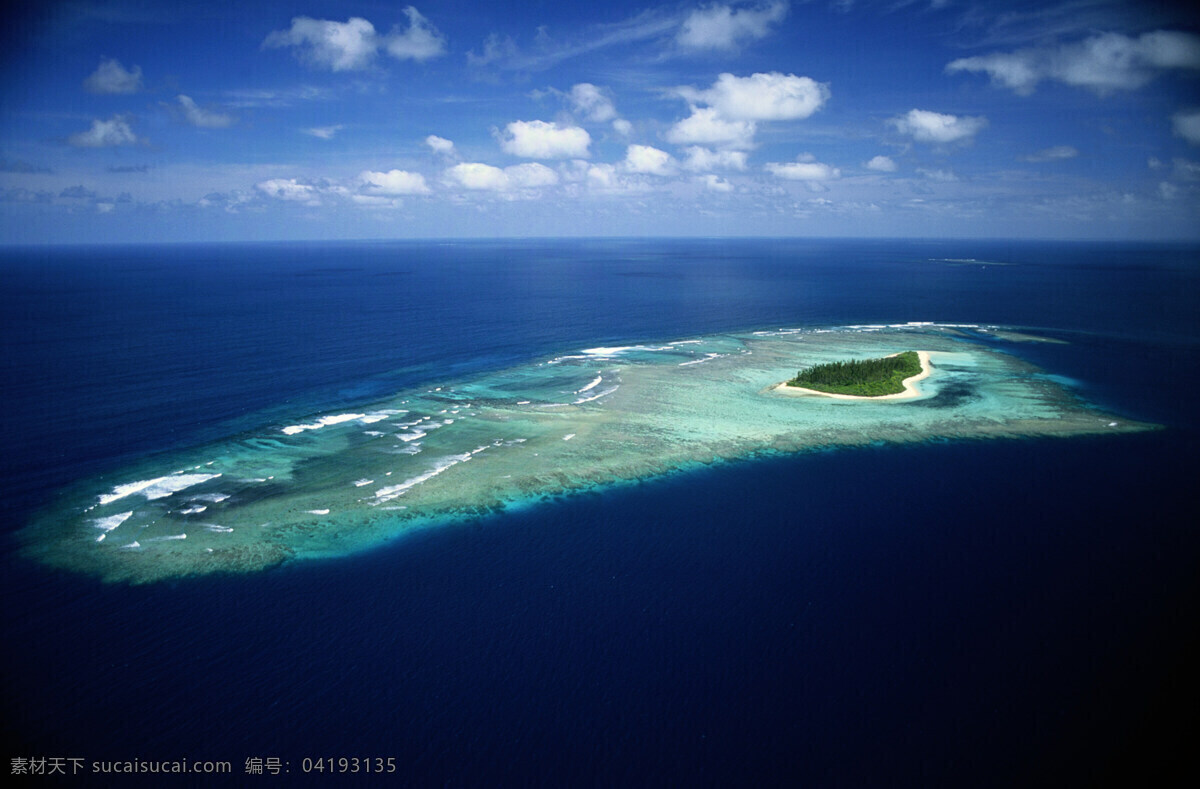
(786, 351), (923, 397)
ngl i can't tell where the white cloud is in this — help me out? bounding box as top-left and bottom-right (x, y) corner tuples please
(699, 174), (733, 192)
(666, 107), (756, 150)
(68, 116), (140, 148)
(177, 95), (234, 128)
(1173, 110), (1200, 145)
(304, 125), (344, 139)
(569, 83), (617, 122)
(499, 120), (591, 159)
(264, 17), (379, 71)
(1019, 145), (1078, 162)
(677, 2), (789, 51)
(506, 162), (559, 188)
(83, 58), (142, 94)
(256, 178), (321, 204)
(765, 156), (840, 180)
(445, 162), (558, 191)
(584, 163), (649, 194)
(425, 135), (455, 154)
(918, 168), (959, 182)
(891, 109), (987, 144)
(623, 145), (676, 176)
(682, 146), (748, 172)
(383, 7), (447, 61)
(466, 33), (519, 68)
(1158, 181), (1179, 200)
(358, 169), (431, 195)
(351, 194), (403, 207)
(1174, 158), (1200, 179)
(865, 155), (897, 172)
(946, 30), (1200, 96)
(677, 72), (829, 121)
(447, 163), (508, 190)
(612, 119), (633, 136)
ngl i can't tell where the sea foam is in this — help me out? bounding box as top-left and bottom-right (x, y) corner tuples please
(97, 473), (221, 506)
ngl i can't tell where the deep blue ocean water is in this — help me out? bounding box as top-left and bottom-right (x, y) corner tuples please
(2, 238), (1197, 785)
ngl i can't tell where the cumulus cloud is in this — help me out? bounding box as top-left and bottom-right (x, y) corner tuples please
(445, 161), (558, 191)
(612, 119), (633, 136)
(677, 2), (789, 51)
(891, 109), (987, 144)
(865, 155), (897, 172)
(506, 162), (559, 188)
(699, 174), (734, 192)
(677, 72), (829, 121)
(357, 169), (431, 195)
(264, 17), (379, 71)
(383, 7), (447, 61)
(765, 154), (840, 181)
(83, 58), (143, 94)
(446, 163), (507, 190)
(425, 134), (455, 154)
(946, 30), (1200, 96)
(667, 72), (827, 152)
(569, 83), (617, 122)
(666, 107), (756, 150)
(623, 145), (676, 176)
(303, 125), (344, 139)
(256, 178), (322, 204)
(68, 116), (140, 147)
(1174, 110), (1200, 145)
(499, 120), (591, 159)
(264, 8), (445, 71)
(1019, 145), (1078, 162)
(682, 146), (748, 171)
(177, 95), (235, 128)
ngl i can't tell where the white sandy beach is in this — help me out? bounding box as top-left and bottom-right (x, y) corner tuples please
(772, 350), (933, 400)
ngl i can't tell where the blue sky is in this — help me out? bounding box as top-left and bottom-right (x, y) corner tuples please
(1, 0), (1198, 242)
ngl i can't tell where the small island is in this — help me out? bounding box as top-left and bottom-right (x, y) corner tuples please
(776, 350), (932, 400)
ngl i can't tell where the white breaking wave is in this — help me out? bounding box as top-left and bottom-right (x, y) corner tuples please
(679, 353), (723, 367)
(576, 375), (603, 394)
(281, 410), (403, 435)
(353, 478), (375, 487)
(305, 509), (330, 515)
(563, 433), (576, 441)
(574, 384), (619, 404)
(580, 344), (673, 358)
(92, 511), (132, 532)
(373, 452), (475, 504)
(98, 473), (221, 506)
(144, 534), (187, 542)
(282, 413), (367, 435)
(203, 524), (234, 533)
(190, 493), (230, 503)
(179, 505), (207, 515)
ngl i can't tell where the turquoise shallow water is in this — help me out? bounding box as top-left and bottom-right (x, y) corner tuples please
(24, 322), (1148, 583)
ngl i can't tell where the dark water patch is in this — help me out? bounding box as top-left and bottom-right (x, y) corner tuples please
(915, 380), (979, 408)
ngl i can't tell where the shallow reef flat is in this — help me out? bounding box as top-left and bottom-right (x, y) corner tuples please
(21, 323), (1153, 583)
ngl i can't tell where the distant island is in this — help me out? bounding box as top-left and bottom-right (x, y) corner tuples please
(780, 351), (930, 399)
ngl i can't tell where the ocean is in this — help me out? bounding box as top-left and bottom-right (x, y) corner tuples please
(2, 238), (1197, 785)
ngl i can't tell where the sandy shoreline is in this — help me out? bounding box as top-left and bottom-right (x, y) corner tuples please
(772, 350), (934, 401)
